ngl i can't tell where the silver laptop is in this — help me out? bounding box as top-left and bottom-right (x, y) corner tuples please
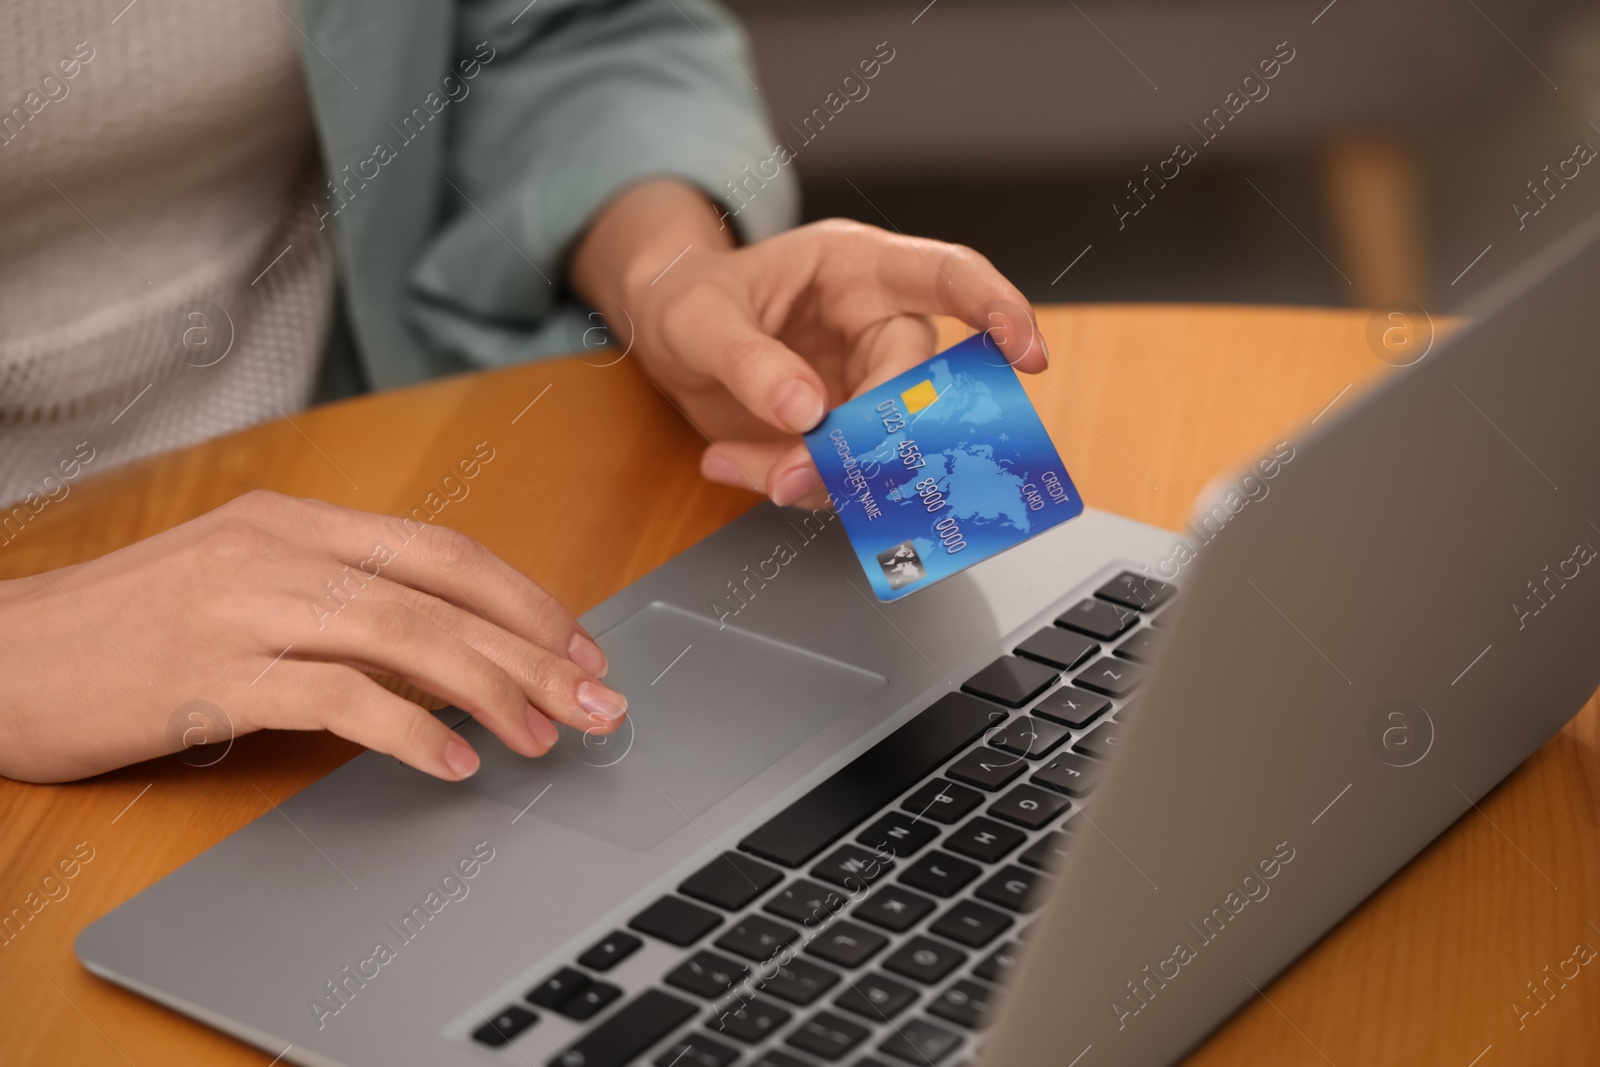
(78, 211), (1600, 1067)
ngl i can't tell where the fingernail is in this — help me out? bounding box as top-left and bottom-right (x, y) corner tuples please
(526, 705), (560, 748)
(772, 464), (820, 507)
(578, 679), (628, 723)
(569, 632), (608, 677)
(1037, 330), (1050, 367)
(444, 738), (480, 779)
(770, 378), (825, 434)
(702, 451), (741, 486)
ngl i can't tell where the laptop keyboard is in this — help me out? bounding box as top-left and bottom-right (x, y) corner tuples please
(469, 569), (1175, 1065)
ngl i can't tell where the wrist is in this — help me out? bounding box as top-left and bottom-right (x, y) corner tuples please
(572, 180), (734, 316)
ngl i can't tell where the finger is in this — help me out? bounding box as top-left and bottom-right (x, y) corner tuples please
(764, 441), (831, 510)
(698, 438), (806, 505)
(297, 600), (625, 759)
(353, 577), (627, 738)
(396, 524), (608, 677)
(233, 491), (609, 678)
(265, 661), (483, 781)
(702, 439), (832, 510)
(660, 282), (830, 435)
(701, 440), (784, 492)
(850, 229), (1047, 373)
(700, 311), (937, 509)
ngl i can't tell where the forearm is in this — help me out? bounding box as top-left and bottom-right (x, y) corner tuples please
(570, 180), (735, 314)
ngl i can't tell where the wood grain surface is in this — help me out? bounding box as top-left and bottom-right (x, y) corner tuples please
(0, 305), (1594, 1066)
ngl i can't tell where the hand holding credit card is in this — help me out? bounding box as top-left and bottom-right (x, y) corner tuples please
(804, 332), (1084, 601)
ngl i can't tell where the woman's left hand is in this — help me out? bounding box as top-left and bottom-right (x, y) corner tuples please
(572, 182), (1048, 509)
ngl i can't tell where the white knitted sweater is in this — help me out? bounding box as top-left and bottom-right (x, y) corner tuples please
(0, 0), (333, 511)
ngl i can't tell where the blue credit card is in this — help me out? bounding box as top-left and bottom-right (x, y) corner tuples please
(804, 332), (1085, 601)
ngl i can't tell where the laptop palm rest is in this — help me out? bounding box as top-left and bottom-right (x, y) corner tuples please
(459, 602), (887, 851)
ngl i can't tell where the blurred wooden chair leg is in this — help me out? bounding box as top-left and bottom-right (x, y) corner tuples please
(1321, 131), (1427, 307)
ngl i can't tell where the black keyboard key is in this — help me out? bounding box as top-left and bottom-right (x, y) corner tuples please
(834, 972), (918, 1021)
(787, 1010), (871, 1060)
(805, 920), (889, 968)
(1056, 598), (1138, 640)
(1095, 570), (1175, 611)
(750, 1051), (812, 1067)
(988, 784), (1071, 830)
(578, 930), (643, 972)
(879, 1018), (963, 1064)
(755, 953), (844, 1004)
(1113, 626), (1164, 664)
(759, 957), (842, 1005)
(527, 967), (591, 1009)
(680, 851), (785, 911)
(665, 951), (748, 999)
(1075, 724), (1128, 762)
(987, 716), (1069, 759)
(765, 879), (848, 927)
(711, 997), (793, 1044)
(942, 817), (1025, 864)
(1014, 627), (1099, 670)
(883, 936), (967, 984)
(473, 1004), (538, 1047)
(961, 656), (1058, 708)
(811, 844), (894, 891)
(715, 914), (799, 962)
(1031, 751), (1098, 797)
(973, 942), (1022, 983)
(630, 896), (722, 947)
(975, 865), (1049, 913)
(853, 884), (936, 933)
(1074, 656), (1145, 698)
(558, 980), (623, 1021)
(656, 1033), (740, 1067)
(945, 749), (1026, 791)
(901, 779), (983, 824)
(929, 900), (1012, 947)
(741, 693), (1004, 867)
(899, 851), (980, 898)
(856, 810), (939, 858)
(1030, 686), (1110, 729)
(927, 979), (996, 1029)
(1019, 830), (1072, 871)
(552, 989), (696, 1067)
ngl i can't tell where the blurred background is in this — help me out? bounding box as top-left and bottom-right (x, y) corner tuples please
(726, 0), (1600, 312)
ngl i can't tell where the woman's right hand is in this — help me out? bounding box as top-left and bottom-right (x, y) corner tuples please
(0, 490), (626, 784)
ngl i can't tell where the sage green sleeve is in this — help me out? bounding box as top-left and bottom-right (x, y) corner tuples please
(406, 0), (798, 367)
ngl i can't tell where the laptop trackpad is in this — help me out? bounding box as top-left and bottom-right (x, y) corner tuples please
(460, 601), (887, 851)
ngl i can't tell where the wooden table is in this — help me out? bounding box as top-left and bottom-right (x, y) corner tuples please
(2, 305), (1596, 1065)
